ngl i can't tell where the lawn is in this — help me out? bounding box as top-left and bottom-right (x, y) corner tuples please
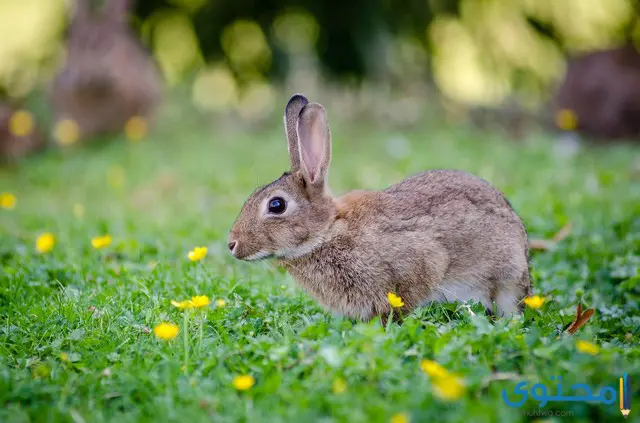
(1, 101), (639, 423)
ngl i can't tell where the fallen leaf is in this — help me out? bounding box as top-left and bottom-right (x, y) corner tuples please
(564, 303), (595, 335)
(552, 222), (573, 242)
(529, 222), (573, 251)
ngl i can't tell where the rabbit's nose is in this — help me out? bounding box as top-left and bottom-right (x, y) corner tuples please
(228, 241), (237, 253)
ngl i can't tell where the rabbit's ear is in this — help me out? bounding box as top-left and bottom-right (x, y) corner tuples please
(284, 94), (308, 172)
(104, 0), (133, 23)
(296, 103), (331, 187)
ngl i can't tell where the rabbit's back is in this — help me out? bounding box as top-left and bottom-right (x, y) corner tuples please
(384, 169), (529, 279)
(385, 169), (523, 233)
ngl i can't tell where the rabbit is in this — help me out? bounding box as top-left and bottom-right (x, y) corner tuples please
(51, 0), (163, 141)
(553, 43), (640, 142)
(0, 103), (46, 164)
(227, 94), (532, 322)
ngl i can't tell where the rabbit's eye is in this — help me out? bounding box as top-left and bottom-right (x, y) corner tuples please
(268, 197), (287, 214)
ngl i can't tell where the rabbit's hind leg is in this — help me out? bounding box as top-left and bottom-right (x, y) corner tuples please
(493, 271), (530, 316)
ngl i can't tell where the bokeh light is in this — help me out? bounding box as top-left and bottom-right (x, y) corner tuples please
(54, 119), (80, 146)
(236, 80), (276, 122)
(192, 64), (239, 112)
(0, 0), (65, 97)
(124, 116), (149, 142)
(150, 9), (204, 86)
(273, 10), (320, 54)
(222, 20), (272, 74)
(9, 110), (35, 137)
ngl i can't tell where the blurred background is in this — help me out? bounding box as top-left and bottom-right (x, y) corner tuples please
(1, 0), (640, 153)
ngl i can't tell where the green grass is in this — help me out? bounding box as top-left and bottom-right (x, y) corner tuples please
(1, 104), (639, 423)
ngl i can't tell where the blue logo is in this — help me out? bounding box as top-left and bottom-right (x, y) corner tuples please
(502, 374), (631, 418)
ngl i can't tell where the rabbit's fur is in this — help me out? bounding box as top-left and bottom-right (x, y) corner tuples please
(228, 94), (531, 321)
(0, 103), (45, 164)
(51, 0), (162, 140)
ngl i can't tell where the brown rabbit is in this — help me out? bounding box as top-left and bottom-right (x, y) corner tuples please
(228, 94), (532, 321)
(0, 103), (46, 164)
(51, 0), (162, 141)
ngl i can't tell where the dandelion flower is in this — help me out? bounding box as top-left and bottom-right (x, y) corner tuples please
(171, 299), (194, 309)
(576, 340), (600, 356)
(232, 375), (255, 391)
(9, 110), (34, 137)
(54, 119), (80, 145)
(153, 322), (179, 340)
(523, 295), (545, 309)
(91, 235), (112, 249)
(36, 232), (55, 253)
(191, 295), (210, 308)
(171, 295), (210, 310)
(188, 246), (208, 262)
(432, 374), (465, 401)
(387, 292), (404, 308)
(124, 116), (148, 142)
(332, 377), (347, 394)
(216, 299), (226, 308)
(420, 360), (449, 378)
(0, 192), (17, 209)
(390, 413), (410, 423)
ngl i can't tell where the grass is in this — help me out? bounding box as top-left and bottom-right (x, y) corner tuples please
(1, 103), (639, 423)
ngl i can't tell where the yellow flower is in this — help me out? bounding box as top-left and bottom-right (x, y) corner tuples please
(91, 235), (112, 249)
(124, 116), (148, 142)
(420, 360), (449, 378)
(73, 203), (85, 218)
(153, 322), (179, 340)
(9, 110), (34, 137)
(232, 375), (255, 391)
(188, 246), (208, 262)
(387, 292), (404, 308)
(555, 109), (578, 131)
(576, 340), (600, 356)
(390, 413), (410, 423)
(191, 295), (210, 308)
(32, 363), (50, 379)
(0, 192), (17, 209)
(172, 295), (210, 310)
(216, 299), (226, 308)
(60, 352), (70, 362)
(54, 119), (80, 145)
(171, 299), (194, 309)
(332, 377), (347, 394)
(432, 374), (465, 401)
(36, 232), (55, 253)
(523, 295), (545, 309)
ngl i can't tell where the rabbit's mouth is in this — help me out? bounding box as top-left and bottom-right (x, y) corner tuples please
(236, 250), (274, 261)
(245, 251), (275, 261)
(228, 240), (274, 261)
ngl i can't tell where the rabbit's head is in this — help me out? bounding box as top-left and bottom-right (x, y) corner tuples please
(228, 95), (336, 261)
(57, 0), (139, 93)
